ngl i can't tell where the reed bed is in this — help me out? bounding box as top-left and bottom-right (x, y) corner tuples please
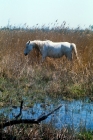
(0, 24), (93, 139)
(0, 25), (93, 99)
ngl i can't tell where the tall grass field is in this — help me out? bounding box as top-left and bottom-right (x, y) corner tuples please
(0, 24), (93, 139)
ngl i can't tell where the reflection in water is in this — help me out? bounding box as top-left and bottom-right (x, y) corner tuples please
(1, 99), (93, 130)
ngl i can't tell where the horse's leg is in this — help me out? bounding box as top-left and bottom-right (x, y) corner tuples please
(42, 56), (45, 63)
(64, 53), (72, 68)
(42, 48), (47, 63)
(38, 56), (45, 66)
(66, 51), (73, 61)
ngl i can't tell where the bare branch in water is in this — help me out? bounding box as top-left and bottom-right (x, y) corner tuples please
(0, 104), (62, 129)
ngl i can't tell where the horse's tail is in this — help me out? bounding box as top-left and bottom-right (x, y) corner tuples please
(71, 43), (78, 60)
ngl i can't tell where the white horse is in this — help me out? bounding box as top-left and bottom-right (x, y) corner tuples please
(24, 40), (78, 62)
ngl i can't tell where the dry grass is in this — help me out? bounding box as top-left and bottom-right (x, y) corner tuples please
(0, 27), (93, 99)
(0, 25), (93, 139)
(0, 124), (77, 140)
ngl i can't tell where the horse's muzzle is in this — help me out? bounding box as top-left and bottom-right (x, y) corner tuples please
(24, 53), (27, 56)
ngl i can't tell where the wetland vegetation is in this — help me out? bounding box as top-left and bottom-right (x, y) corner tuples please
(0, 23), (93, 139)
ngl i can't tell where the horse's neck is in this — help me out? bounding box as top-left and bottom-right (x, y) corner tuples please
(35, 43), (42, 54)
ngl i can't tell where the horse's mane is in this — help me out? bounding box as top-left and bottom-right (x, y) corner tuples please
(34, 40), (51, 54)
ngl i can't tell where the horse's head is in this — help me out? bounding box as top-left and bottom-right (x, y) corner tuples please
(24, 40), (35, 56)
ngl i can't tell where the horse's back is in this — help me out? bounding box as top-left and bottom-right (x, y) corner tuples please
(48, 41), (70, 47)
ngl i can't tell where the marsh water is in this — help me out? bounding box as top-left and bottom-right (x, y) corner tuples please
(1, 97), (93, 131)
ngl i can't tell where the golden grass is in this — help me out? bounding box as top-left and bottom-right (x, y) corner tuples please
(0, 26), (93, 139)
(0, 27), (93, 98)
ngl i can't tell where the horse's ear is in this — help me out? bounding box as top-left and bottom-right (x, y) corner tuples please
(28, 40), (30, 44)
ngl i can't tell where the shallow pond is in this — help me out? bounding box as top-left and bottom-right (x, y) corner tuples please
(1, 98), (93, 131)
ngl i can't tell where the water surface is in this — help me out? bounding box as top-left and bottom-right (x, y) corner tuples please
(1, 98), (93, 130)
